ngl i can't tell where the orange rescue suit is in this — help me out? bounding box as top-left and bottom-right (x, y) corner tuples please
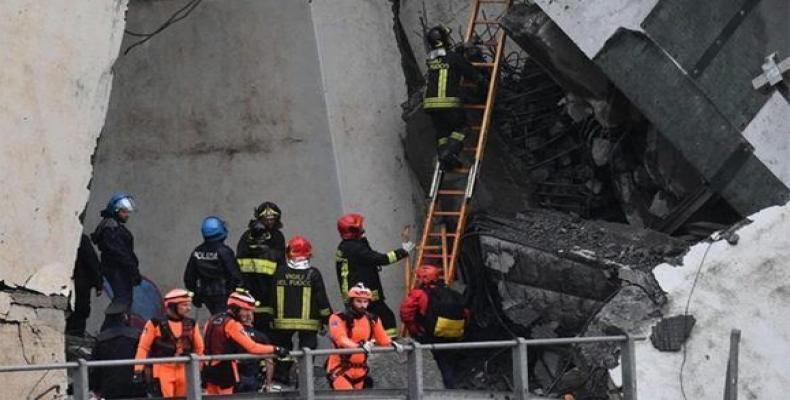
(134, 318), (204, 398)
(326, 311), (391, 390)
(203, 313), (277, 395)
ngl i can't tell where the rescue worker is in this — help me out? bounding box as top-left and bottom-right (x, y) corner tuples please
(237, 310), (275, 393)
(203, 290), (289, 395)
(89, 303), (148, 399)
(237, 201), (286, 333)
(92, 192), (141, 317)
(66, 233), (102, 336)
(327, 283), (404, 390)
(400, 264), (468, 388)
(422, 25), (485, 170)
(270, 235), (332, 384)
(134, 289), (204, 398)
(184, 216), (242, 314)
(336, 213), (414, 337)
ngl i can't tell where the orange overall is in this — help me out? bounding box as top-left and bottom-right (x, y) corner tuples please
(203, 314), (277, 395)
(326, 311), (391, 390)
(134, 318), (204, 398)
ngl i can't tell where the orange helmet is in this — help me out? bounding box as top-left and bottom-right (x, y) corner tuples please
(227, 289), (258, 311)
(337, 213), (365, 240)
(163, 289), (193, 307)
(287, 235), (313, 260)
(416, 264), (442, 285)
(347, 282), (373, 300)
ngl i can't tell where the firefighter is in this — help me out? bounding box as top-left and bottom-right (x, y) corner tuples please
(203, 290), (289, 395)
(270, 235), (332, 384)
(66, 233), (102, 336)
(183, 216), (242, 314)
(90, 304), (147, 399)
(336, 213), (414, 337)
(237, 201), (286, 333)
(92, 192), (141, 318)
(133, 289), (204, 398)
(422, 25), (485, 170)
(400, 264), (468, 388)
(327, 283), (404, 390)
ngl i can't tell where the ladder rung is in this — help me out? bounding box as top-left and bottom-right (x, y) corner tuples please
(434, 211), (462, 216)
(463, 147), (477, 152)
(446, 167), (471, 174)
(475, 19), (501, 25)
(428, 233), (458, 237)
(422, 245), (441, 250)
(463, 104), (486, 110)
(422, 253), (452, 259)
(438, 190), (465, 196)
(472, 62), (495, 68)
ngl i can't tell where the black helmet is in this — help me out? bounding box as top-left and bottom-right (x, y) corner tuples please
(254, 201), (282, 228)
(426, 25), (452, 50)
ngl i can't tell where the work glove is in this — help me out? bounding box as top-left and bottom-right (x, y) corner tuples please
(401, 241), (416, 253)
(392, 341), (405, 354)
(274, 346), (290, 358)
(359, 340), (375, 354)
(132, 371), (145, 385)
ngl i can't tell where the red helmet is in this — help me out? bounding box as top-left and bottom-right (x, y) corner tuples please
(227, 289), (258, 311)
(337, 213), (365, 240)
(287, 235), (313, 260)
(164, 289), (192, 307)
(416, 264), (442, 285)
(347, 283), (373, 300)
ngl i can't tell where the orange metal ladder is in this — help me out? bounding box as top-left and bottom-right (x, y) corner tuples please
(408, 0), (513, 292)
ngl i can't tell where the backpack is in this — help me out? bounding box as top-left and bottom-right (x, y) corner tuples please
(421, 285), (466, 341)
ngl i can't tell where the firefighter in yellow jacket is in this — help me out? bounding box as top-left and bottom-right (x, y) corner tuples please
(270, 235), (332, 383)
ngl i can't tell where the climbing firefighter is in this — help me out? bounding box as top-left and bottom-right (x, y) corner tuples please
(90, 303), (147, 399)
(270, 235), (332, 384)
(203, 289), (289, 395)
(237, 201), (286, 333)
(400, 264), (469, 389)
(327, 283), (404, 390)
(133, 289), (204, 398)
(92, 192), (141, 321)
(183, 216), (242, 314)
(422, 25), (485, 170)
(336, 213), (414, 337)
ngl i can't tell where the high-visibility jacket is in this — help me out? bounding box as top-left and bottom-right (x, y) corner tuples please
(336, 238), (408, 302)
(272, 264), (332, 331)
(134, 318), (204, 374)
(400, 283), (469, 341)
(326, 310), (391, 387)
(236, 228), (285, 315)
(203, 312), (277, 388)
(423, 48), (482, 110)
(184, 240), (241, 297)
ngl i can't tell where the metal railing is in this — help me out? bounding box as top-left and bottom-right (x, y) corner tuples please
(0, 335), (643, 400)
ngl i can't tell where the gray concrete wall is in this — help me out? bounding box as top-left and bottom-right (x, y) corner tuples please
(87, 0), (419, 329)
(0, 0), (128, 396)
(311, 0), (419, 309)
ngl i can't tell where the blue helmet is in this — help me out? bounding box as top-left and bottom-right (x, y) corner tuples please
(201, 216), (228, 241)
(105, 192), (136, 213)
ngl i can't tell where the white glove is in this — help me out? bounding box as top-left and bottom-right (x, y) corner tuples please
(359, 340), (375, 354)
(392, 341), (405, 354)
(401, 241), (416, 253)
